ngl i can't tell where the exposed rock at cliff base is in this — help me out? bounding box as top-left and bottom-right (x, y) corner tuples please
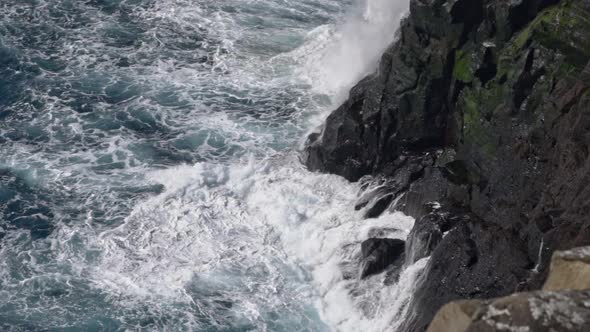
(426, 246), (590, 332)
(360, 238), (405, 279)
(543, 246), (590, 291)
(303, 0), (590, 330)
(427, 290), (590, 332)
(405, 213), (443, 264)
(425, 299), (488, 332)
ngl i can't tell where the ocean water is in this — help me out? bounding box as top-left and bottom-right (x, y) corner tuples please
(0, 0), (424, 331)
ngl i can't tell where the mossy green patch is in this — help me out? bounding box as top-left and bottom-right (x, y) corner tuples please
(512, 24), (533, 52)
(462, 91), (479, 129)
(461, 89), (497, 158)
(500, 0), (590, 77)
(453, 50), (474, 83)
(457, 0), (590, 160)
(512, 0), (590, 69)
(534, 8), (590, 68)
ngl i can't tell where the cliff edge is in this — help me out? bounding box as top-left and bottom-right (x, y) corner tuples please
(302, 0), (590, 330)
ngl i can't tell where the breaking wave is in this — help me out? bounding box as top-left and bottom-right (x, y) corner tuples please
(0, 0), (419, 331)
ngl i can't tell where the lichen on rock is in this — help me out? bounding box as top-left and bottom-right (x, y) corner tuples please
(427, 246), (590, 332)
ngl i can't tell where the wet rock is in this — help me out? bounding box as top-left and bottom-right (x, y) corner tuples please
(354, 184), (390, 211)
(400, 215), (534, 331)
(360, 238), (405, 278)
(394, 166), (455, 219)
(302, 2), (456, 182)
(303, 77), (378, 182)
(383, 257), (407, 285)
(354, 181), (399, 218)
(364, 194), (395, 219)
(428, 246), (590, 331)
(406, 213), (443, 264)
(303, 0), (590, 330)
(367, 227), (405, 239)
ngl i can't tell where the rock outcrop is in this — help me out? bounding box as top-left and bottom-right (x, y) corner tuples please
(426, 246), (590, 332)
(428, 290), (590, 332)
(405, 213), (443, 264)
(360, 238), (405, 278)
(303, 0), (590, 330)
(543, 246), (590, 291)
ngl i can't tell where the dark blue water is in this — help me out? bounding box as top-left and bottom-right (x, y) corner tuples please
(0, 0), (414, 331)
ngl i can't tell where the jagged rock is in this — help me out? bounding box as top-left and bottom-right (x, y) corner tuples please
(302, 2), (457, 182)
(354, 180), (401, 218)
(303, 0), (590, 330)
(394, 166), (449, 218)
(354, 183), (392, 211)
(427, 290), (590, 332)
(401, 215), (533, 331)
(544, 247), (590, 291)
(360, 238), (405, 278)
(406, 213), (443, 264)
(364, 193), (395, 219)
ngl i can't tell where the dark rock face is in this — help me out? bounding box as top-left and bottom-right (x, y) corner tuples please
(427, 247), (590, 332)
(406, 213), (444, 264)
(402, 215), (534, 331)
(360, 238), (405, 279)
(303, 0), (590, 330)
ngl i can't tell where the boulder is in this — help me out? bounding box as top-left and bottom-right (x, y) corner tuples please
(544, 247), (590, 291)
(360, 238), (405, 278)
(427, 290), (590, 332)
(425, 299), (484, 332)
(364, 194), (395, 219)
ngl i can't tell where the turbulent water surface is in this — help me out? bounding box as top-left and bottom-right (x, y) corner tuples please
(0, 0), (423, 331)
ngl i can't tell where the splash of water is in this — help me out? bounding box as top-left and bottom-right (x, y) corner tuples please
(294, 0), (409, 103)
(0, 0), (422, 330)
(78, 155), (424, 331)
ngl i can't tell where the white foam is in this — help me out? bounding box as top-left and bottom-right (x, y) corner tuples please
(292, 0), (409, 104)
(0, 0), (420, 330)
(75, 154), (425, 331)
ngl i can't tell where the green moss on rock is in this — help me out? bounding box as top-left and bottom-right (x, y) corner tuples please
(461, 89), (497, 158)
(453, 50), (474, 83)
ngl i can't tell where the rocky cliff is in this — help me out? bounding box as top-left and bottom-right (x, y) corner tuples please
(426, 246), (590, 332)
(302, 0), (590, 330)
